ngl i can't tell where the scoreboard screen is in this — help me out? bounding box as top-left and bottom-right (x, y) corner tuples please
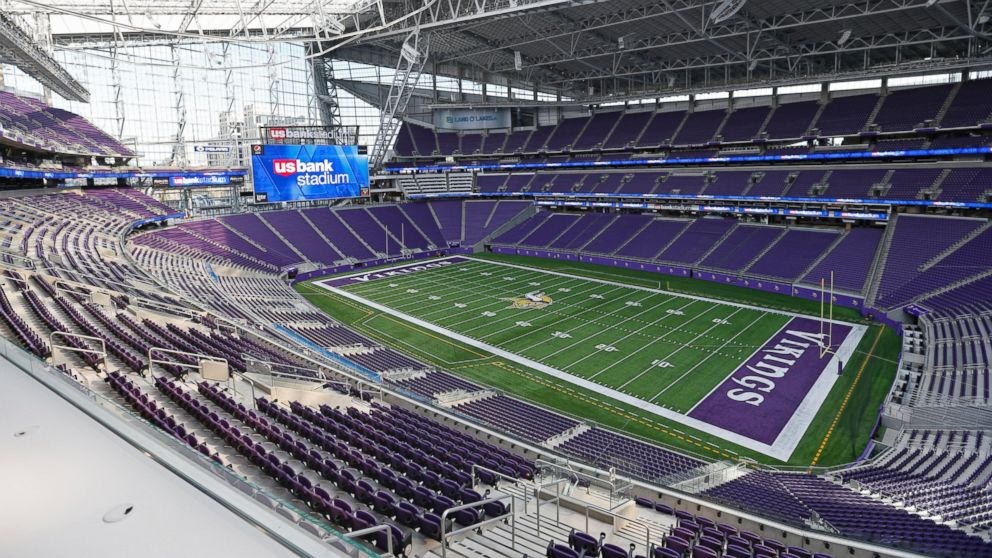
(251, 144), (369, 203)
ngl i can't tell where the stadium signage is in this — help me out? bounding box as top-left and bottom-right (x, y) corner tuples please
(251, 144), (369, 202)
(272, 158), (353, 186)
(433, 108), (511, 130)
(689, 316), (854, 445)
(725, 328), (829, 407)
(263, 125), (360, 145)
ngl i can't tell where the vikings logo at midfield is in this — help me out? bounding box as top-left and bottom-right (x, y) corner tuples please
(508, 292), (553, 309)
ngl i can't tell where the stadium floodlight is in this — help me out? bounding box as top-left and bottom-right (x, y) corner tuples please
(838, 29), (852, 46)
(514, 50), (522, 71)
(709, 0), (747, 24)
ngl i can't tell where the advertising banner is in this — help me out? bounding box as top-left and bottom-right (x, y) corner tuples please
(433, 108), (511, 130)
(251, 144), (369, 203)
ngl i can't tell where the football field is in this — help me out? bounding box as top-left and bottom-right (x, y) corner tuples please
(314, 256), (868, 460)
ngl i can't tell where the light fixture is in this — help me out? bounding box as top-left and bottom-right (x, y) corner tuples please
(838, 29), (852, 46)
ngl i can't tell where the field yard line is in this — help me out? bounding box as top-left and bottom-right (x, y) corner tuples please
(361, 269), (551, 320)
(446, 280), (611, 330)
(348, 263), (547, 308)
(585, 300), (713, 380)
(536, 292), (682, 366)
(467, 256), (856, 325)
(617, 307), (745, 390)
(322, 282), (801, 461)
(414, 272), (608, 328)
(650, 311), (768, 403)
(359, 314), (488, 365)
(509, 286), (647, 353)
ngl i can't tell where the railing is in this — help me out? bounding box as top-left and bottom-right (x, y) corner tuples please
(0, 334), (376, 557)
(440, 495), (516, 558)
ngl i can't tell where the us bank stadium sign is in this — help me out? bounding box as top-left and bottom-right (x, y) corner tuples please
(262, 125), (359, 146)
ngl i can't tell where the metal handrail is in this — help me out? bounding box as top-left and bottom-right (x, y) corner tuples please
(471, 464), (529, 512)
(344, 524), (393, 557)
(50, 330), (106, 370)
(147, 346), (227, 376)
(440, 495), (515, 558)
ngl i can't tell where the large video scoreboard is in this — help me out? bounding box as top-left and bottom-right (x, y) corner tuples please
(250, 144), (369, 203)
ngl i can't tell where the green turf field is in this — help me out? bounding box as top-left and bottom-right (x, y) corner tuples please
(339, 257), (795, 412)
(296, 254), (899, 467)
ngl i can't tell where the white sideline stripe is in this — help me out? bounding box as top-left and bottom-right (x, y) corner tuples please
(316, 256), (868, 460)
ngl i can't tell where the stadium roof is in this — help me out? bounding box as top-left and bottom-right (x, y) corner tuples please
(15, 0), (992, 102)
(331, 0), (992, 100)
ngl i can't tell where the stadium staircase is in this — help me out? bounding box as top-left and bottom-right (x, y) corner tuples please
(739, 227), (790, 275)
(864, 94), (887, 131)
(425, 204), (451, 243)
(364, 209), (409, 253)
(257, 214), (312, 262)
(647, 219), (693, 259)
(755, 108), (777, 139)
(473, 205), (538, 249)
(920, 221), (992, 272)
(692, 222), (741, 266)
(935, 81), (963, 126)
(398, 205), (440, 250)
(668, 111), (690, 145)
(797, 229), (851, 285)
(600, 114), (626, 148)
(864, 214), (900, 309)
(298, 210), (346, 263)
(216, 219), (269, 253)
(806, 99), (831, 136)
(335, 212), (382, 257)
(573, 215), (619, 252)
(713, 110), (735, 142)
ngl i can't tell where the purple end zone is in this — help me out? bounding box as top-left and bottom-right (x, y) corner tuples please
(688, 316), (853, 445)
(319, 257), (471, 287)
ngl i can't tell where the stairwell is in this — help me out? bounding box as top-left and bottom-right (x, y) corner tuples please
(332, 212), (380, 257)
(398, 205), (441, 250)
(298, 210), (346, 263)
(797, 229), (850, 285)
(667, 112), (691, 146)
(541, 215), (584, 247)
(865, 214), (900, 308)
(574, 214), (619, 252)
(426, 202), (452, 243)
(709, 109), (733, 143)
(755, 104), (777, 138)
(691, 222), (740, 266)
(256, 214), (311, 262)
(364, 209), (409, 253)
(649, 219), (695, 260)
(599, 112), (627, 148)
(806, 100), (831, 136)
(922, 168), (953, 200)
(740, 227), (790, 275)
(909, 267), (992, 303)
(934, 81), (963, 126)
(475, 205), (540, 248)
(920, 220), (992, 272)
(609, 217), (655, 255)
(216, 219), (269, 253)
(864, 93), (887, 131)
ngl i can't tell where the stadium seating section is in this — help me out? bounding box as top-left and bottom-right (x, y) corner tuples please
(391, 79), (992, 159)
(0, 90), (134, 157)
